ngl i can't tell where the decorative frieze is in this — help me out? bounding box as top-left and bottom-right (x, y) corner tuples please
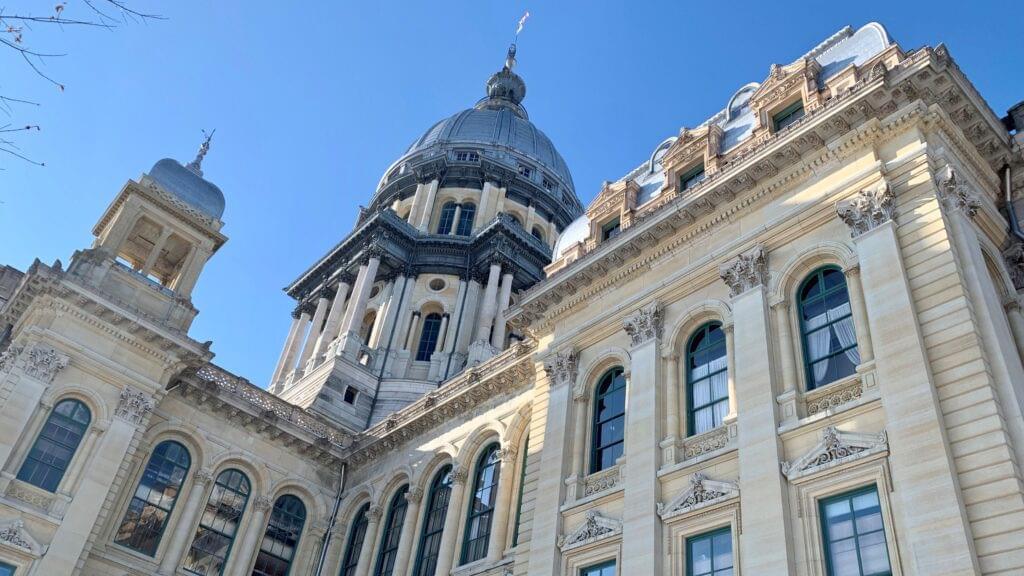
(582, 466), (621, 498)
(558, 510), (622, 551)
(719, 246), (769, 297)
(1004, 241), (1024, 290)
(623, 302), (663, 346)
(782, 426), (888, 481)
(836, 182), (896, 238)
(936, 166), (981, 218)
(657, 473), (739, 521)
(805, 377), (864, 416)
(543, 349), (578, 388)
(115, 386), (153, 425)
(681, 426), (732, 460)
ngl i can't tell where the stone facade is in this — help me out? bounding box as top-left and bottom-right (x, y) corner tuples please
(1, 21), (1024, 576)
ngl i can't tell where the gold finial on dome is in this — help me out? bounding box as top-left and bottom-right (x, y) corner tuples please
(186, 128), (216, 176)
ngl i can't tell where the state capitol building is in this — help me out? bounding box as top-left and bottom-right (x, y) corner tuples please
(2, 21), (1024, 576)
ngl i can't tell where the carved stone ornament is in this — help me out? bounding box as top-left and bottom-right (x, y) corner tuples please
(543, 350), (578, 388)
(0, 518), (42, 555)
(936, 166), (981, 218)
(22, 345), (70, 384)
(719, 246), (769, 297)
(406, 487), (424, 504)
(623, 302), (664, 346)
(254, 496), (274, 512)
(782, 426), (888, 481)
(194, 469), (215, 486)
(0, 346), (22, 375)
(836, 182), (896, 238)
(657, 473), (739, 521)
(366, 505), (384, 522)
(115, 386), (154, 425)
(450, 466), (469, 486)
(1003, 241), (1024, 291)
(557, 510), (622, 551)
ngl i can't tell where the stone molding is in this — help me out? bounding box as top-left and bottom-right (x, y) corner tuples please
(804, 377), (864, 416)
(115, 386), (154, 425)
(543, 349), (578, 389)
(719, 246), (769, 297)
(406, 486), (424, 504)
(557, 510), (622, 551)
(681, 425), (733, 461)
(366, 505), (384, 522)
(782, 426), (888, 481)
(623, 302), (664, 346)
(657, 473), (739, 521)
(836, 182), (896, 238)
(451, 465), (469, 486)
(936, 166), (981, 218)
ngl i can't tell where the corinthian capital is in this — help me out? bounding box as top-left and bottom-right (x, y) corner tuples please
(543, 350), (578, 388)
(719, 246), (769, 297)
(836, 182), (896, 238)
(936, 166), (981, 218)
(115, 386), (154, 425)
(623, 302), (664, 347)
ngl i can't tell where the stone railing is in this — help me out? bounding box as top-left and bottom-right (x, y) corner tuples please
(681, 425), (733, 461)
(582, 465), (622, 498)
(805, 376), (864, 417)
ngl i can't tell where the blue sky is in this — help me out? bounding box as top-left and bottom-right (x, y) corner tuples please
(2, 0), (1020, 385)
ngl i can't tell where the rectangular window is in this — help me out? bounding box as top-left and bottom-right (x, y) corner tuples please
(601, 218), (621, 241)
(686, 527), (733, 576)
(0, 562), (15, 576)
(580, 560), (615, 576)
(454, 150), (479, 163)
(518, 164), (533, 179)
(820, 485), (891, 576)
(772, 100), (805, 132)
(542, 177), (556, 191)
(343, 386), (358, 405)
(679, 163), (706, 192)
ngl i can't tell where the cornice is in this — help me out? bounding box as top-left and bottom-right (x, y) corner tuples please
(91, 180), (227, 247)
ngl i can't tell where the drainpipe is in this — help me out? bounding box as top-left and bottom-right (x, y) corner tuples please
(313, 462), (347, 576)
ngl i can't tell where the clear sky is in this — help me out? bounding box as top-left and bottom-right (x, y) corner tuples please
(2, 0), (1020, 385)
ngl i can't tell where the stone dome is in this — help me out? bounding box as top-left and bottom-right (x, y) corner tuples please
(146, 158), (225, 220)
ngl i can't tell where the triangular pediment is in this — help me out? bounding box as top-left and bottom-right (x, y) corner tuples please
(0, 518), (44, 557)
(658, 473), (738, 521)
(782, 426), (888, 481)
(558, 510), (622, 551)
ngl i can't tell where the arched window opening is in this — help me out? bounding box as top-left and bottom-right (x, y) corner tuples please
(531, 227), (544, 243)
(456, 203), (476, 236)
(115, 440), (192, 556)
(374, 485), (410, 576)
(437, 202), (458, 235)
(182, 469), (251, 576)
(413, 466), (453, 576)
(590, 368), (626, 474)
(339, 504), (370, 576)
(251, 494), (306, 576)
(17, 398), (91, 492)
(461, 443), (501, 564)
(687, 322), (729, 435)
(798, 266), (860, 390)
(416, 313), (443, 362)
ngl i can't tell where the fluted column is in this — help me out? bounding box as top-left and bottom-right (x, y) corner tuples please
(485, 449), (517, 562)
(844, 265), (874, 364)
(298, 294), (331, 372)
(474, 263), (502, 343)
(353, 505), (383, 576)
(490, 272), (515, 350)
(404, 311), (422, 351)
(226, 495), (272, 576)
(433, 466), (468, 576)
(315, 278), (353, 360)
(157, 469), (214, 574)
(271, 311), (305, 388)
(390, 487), (423, 575)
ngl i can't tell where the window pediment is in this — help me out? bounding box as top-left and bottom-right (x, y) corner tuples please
(657, 472), (738, 521)
(558, 510), (622, 551)
(782, 426), (888, 482)
(0, 518), (44, 557)
(661, 125), (724, 189)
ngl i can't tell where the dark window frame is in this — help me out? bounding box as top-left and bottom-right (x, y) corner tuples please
(772, 99), (806, 132)
(686, 322), (729, 436)
(412, 466), (453, 576)
(601, 218), (621, 242)
(797, 266), (859, 391)
(590, 368), (626, 474)
(251, 494), (307, 576)
(511, 435), (530, 547)
(685, 526), (733, 576)
(339, 504), (370, 576)
(580, 559), (616, 576)
(114, 440), (192, 556)
(17, 398), (91, 492)
(182, 469), (251, 576)
(456, 203), (476, 236)
(460, 443), (501, 565)
(679, 163), (706, 192)
(436, 202), (458, 235)
(820, 485), (892, 576)
(373, 485), (409, 576)
(415, 313), (444, 362)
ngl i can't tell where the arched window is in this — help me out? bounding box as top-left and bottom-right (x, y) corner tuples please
(416, 313), (443, 362)
(374, 485), (410, 576)
(17, 398), (91, 492)
(456, 203), (476, 236)
(437, 202), (458, 235)
(687, 323), (729, 435)
(511, 435), (530, 547)
(461, 443), (501, 564)
(531, 227), (544, 242)
(798, 266), (860, 390)
(115, 440), (192, 556)
(339, 504), (370, 576)
(252, 495), (306, 576)
(182, 469), (250, 575)
(590, 368), (626, 474)
(413, 466), (453, 576)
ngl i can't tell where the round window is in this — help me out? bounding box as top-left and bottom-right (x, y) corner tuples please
(429, 278), (446, 292)
(369, 285), (381, 299)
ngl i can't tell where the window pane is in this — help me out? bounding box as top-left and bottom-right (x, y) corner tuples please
(821, 486), (890, 576)
(858, 530), (891, 574)
(17, 399), (90, 492)
(254, 495), (305, 576)
(115, 441), (191, 556)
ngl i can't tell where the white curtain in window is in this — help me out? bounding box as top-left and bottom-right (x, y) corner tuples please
(828, 302), (861, 365)
(806, 312), (830, 383)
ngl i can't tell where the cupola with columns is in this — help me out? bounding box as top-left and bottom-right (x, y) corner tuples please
(269, 44), (583, 432)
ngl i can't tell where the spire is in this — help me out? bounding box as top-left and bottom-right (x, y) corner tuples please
(504, 43), (517, 71)
(185, 129), (215, 177)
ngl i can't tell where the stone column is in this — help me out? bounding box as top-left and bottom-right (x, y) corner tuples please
(338, 256), (381, 357)
(415, 179), (440, 232)
(404, 312), (422, 351)
(836, 181), (977, 573)
(772, 300), (799, 424)
(275, 309), (311, 388)
(569, 394), (588, 483)
(662, 353), (680, 463)
(367, 279), (396, 349)
(353, 505), (383, 576)
(474, 263), (502, 344)
(390, 487), (423, 575)
(1006, 299), (1024, 361)
(0, 345), (69, 472)
(322, 521), (349, 576)
(490, 272), (515, 350)
(844, 265), (875, 364)
(478, 182), (499, 231)
(620, 302), (664, 576)
(486, 448), (517, 562)
(432, 467), (468, 576)
(226, 496), (272, 576)
(315, 277), (353, 360)
(140, 227), (173, 277)
(719, 246), (794, 574)
(449, 205), (462, 236)
(723, 323), (738, 421)
(157, 469), (214, 574)
(298, 293), (331, 373)
(435, 313), (451, 353)
(444, 281), (468, 354)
